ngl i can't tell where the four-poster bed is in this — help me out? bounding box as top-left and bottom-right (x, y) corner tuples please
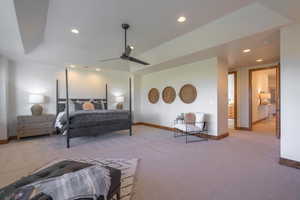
(56, 69), (132, 148)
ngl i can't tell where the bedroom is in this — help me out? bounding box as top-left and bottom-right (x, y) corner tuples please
(1, 0), (300, 200)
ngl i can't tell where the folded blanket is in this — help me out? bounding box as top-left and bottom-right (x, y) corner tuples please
(31, 165), (111, 200)
(7, 165), (111, 200)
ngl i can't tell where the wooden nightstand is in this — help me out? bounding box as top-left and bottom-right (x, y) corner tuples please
(17, 114), (56, 140)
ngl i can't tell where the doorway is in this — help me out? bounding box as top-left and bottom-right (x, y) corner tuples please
(249, 66), (280, 137)
(228, 72), (237, 129)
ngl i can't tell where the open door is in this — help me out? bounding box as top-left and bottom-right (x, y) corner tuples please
(249, 66), (279, 135)
(276, 65), (281, 138)
(228, 72), (237, 129)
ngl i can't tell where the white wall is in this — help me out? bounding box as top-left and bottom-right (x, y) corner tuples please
(217, 58), (229, 134)
(132, 75), (142, 123)
(0, 56), (9, 140)
(7, 60), (131, 136)
(57, 68), (131, 110)
(280, 23), (300, 162)
(232, 62), (279, 128)
(139, 57), (228, 136)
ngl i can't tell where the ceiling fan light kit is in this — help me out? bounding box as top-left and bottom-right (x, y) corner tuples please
(98, 23), (150, 66)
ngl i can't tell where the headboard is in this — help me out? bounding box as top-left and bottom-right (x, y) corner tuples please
(57, 98), (108, 113)
(56, 79), (108, 115)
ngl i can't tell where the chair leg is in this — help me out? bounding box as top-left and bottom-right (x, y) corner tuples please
(186, 133), (188, 144)
(67, 137), (70, 148)
(129, 126), (132, 136)
(174, 129), (177, 137)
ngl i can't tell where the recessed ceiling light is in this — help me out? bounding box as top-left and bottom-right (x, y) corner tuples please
(69, 64), (76, 68)
(71, 28), (79, 34)
(96, 68), (101, 72)
(243, 49), (251, 53)
(256, 59), (263, 62)
(177, 16), (186, 23)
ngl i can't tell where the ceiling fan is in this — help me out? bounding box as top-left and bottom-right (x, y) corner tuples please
(98, 24), (150, 65)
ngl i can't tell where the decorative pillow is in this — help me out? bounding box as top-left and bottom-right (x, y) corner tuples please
(58, 103), (65, 113)
(102, 101), (107, 110)
(82, 102), (95, 110)
(69, 100), (75, 112)
(60, 100), (75, 113)
(184, 113), (196, 125)
(93, 102), (103, 110)
(74, 102), (83, 111)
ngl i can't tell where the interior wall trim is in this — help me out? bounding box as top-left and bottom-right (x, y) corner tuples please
(0, 136), (18, 145)
(134, 122), (229, 140)
(235, 127), (252, 131)
(0, 139), (9, 144)
(252, 117), (268, 125)
(279, 157), (300, 169)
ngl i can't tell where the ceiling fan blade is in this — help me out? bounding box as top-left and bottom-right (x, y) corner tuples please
(97, 57), (121, 62)
(99, 24), (148, 66)
(127, 56), (150, 65)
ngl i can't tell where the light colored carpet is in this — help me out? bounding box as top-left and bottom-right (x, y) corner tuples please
(0, 126), (300, 200)
(253, 117), (276, 135)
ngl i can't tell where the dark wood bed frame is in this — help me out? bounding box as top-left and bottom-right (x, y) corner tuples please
(56, 68), (132, 148)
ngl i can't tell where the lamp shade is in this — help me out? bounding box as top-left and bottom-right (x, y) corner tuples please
(29, 94), (44, 104)
(115, 96), (124, 103)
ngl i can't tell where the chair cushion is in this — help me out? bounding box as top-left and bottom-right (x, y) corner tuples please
(195, 112), (205, 122)
(174, 124), (203, 132)
(195, 122), (205, 130)
(184, 113), (196, 124)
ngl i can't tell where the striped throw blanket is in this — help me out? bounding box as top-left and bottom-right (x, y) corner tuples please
(27, 165), (111, 200)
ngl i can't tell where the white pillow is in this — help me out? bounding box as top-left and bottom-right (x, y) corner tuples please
(195, 112), (205, 122)
(64, 100), (75, 112)
(101, 101), (105, 110)
(69, 100), (75, 112)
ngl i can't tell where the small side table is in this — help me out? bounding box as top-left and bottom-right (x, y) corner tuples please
(17, 114), (56, 140)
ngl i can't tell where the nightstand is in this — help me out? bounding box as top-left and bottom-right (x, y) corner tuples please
(17, 114), (56, 140)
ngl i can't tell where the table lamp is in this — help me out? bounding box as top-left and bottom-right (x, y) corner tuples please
(115, 96), (124, 110)
(29, 94), (45, 116)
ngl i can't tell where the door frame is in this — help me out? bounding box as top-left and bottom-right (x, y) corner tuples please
(228, 71), (238, 129)
(249, 65), (280, 137)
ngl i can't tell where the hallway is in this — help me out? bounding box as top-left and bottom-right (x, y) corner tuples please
(252, 117), (276, 136)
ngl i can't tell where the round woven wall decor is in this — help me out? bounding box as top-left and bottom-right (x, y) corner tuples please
(162, 86), (176, 104)
(148, 88), (160, 104)
(179, 84), (197, 104)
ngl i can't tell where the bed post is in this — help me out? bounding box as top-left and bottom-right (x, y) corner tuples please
(56, 79), (59, 135)
(105, 84), (108, 110)
(129, 77), (132, 136)
(65, 68), (70, 148)
(56, 79), (59, 116)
